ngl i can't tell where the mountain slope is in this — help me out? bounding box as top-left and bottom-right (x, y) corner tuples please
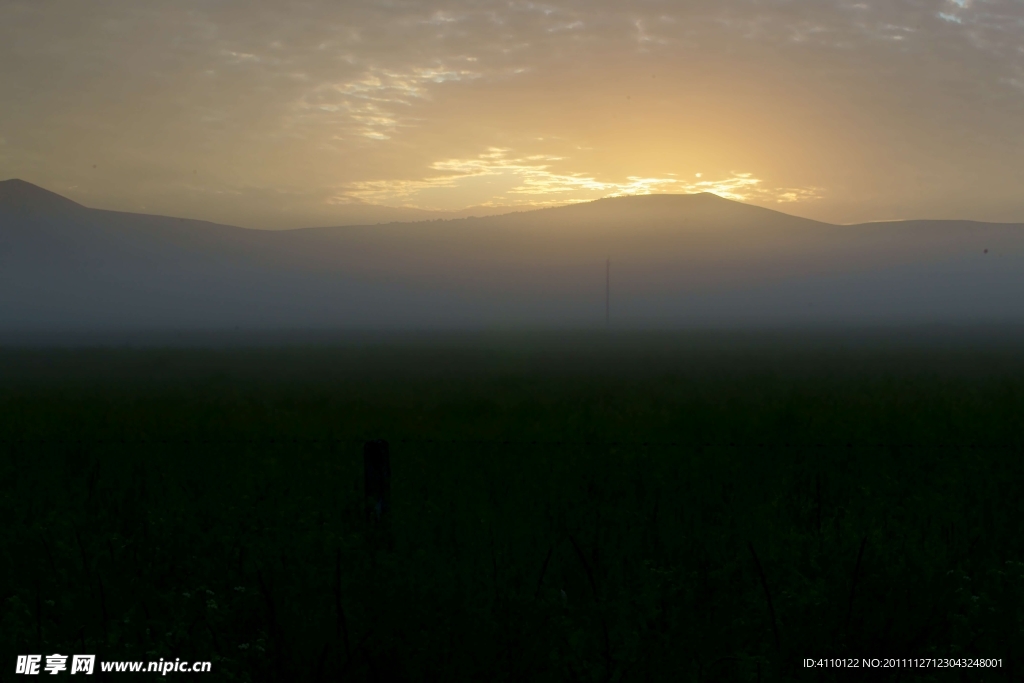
(0, 178), (85, 215)
(2, 179), (1023, 330)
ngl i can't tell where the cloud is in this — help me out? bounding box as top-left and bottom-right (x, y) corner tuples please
(0, 0), (1021, 226)
(340, 148), (823, 209)
(286, 61), (482, 140)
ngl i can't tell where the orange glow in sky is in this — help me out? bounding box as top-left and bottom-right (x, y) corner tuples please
(1, 0), (1022, 229)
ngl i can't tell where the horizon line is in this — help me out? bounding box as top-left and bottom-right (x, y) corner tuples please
(3, 178), (1022, 229)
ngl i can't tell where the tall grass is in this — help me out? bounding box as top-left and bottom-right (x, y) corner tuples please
(1, 336), (1023, 681)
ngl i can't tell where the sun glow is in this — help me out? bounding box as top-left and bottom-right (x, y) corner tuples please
(338, 149), (823, 211)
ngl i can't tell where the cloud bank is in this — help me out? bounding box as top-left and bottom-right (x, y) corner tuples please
(1, 0), (1022, 227)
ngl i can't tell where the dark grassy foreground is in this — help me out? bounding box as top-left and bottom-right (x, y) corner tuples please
(2, 330), (1024, 682)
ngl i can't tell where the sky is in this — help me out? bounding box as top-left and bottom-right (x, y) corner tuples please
(2, 0), (1023, 230)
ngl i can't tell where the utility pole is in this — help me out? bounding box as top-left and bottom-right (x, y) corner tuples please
(605, 257), (610, 328)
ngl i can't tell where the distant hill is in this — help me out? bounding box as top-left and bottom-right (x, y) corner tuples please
(0, 178), (85, 215)
(2, 178), (1024, 332)
(288, 202), (526, 229)
(297, 202), (532, 228)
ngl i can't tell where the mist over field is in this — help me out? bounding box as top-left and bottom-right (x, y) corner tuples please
(3, 178), (1024, 337)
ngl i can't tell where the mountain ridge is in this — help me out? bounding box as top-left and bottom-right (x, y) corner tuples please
(0, 178), (85, 215)
(6, 178), (1023, 232)
(2, 178), (834, 231)
(4, 177), (1024, 332)
(0, 178), (530, 230)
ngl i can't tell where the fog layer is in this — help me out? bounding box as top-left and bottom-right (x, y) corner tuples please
(3, 179), (1021, 333)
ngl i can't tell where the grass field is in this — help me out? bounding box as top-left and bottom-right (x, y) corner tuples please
(1, 330), (1023, 681)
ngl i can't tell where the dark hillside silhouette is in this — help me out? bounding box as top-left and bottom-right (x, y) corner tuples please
(3, 178), (1023, 331)
(0, 178), (85, 215)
